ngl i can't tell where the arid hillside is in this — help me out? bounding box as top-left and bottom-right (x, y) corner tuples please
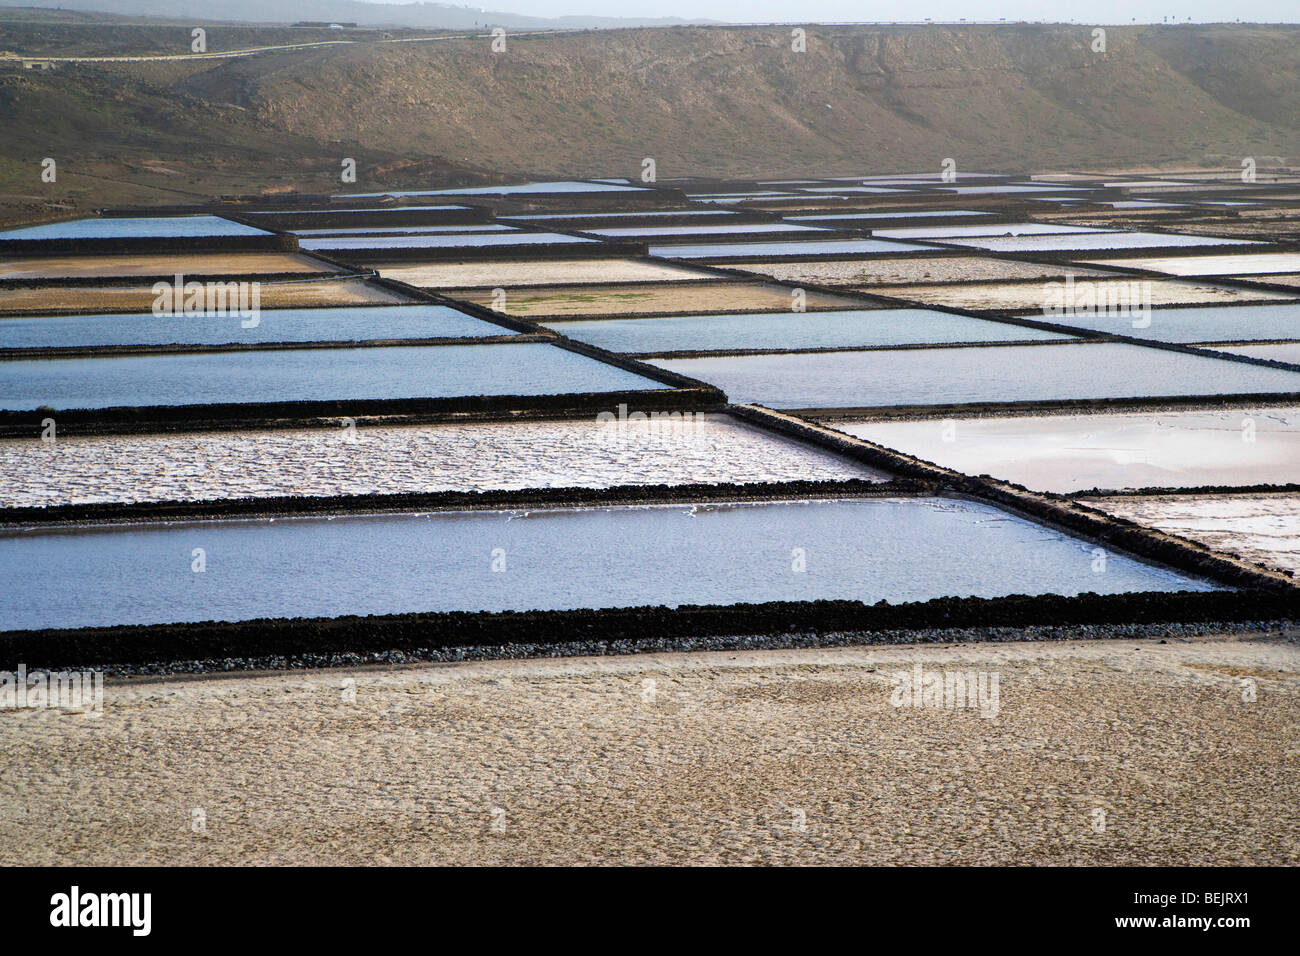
(1, 22), (1297, 216)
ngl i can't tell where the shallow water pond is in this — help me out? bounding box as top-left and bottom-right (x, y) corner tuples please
(0, 497), (1214, 631)
(0, 343), (668, 410)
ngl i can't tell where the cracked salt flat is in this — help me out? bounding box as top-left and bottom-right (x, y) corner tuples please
(1090, 494), (1300, 574)
(0, 414), (887, 508)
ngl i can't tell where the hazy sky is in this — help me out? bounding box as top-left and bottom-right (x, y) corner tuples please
(396, 0), (1299, 23)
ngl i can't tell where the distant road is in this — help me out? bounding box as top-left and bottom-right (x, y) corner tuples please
(2, 29), (568, 64)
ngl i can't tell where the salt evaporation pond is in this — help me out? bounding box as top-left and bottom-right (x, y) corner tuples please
(649, 239), (922, 258)
(0, 343), (668, 410)
(649, 342), (1300, 409)
(937, 185), (1092, 195)
(1089, 494), (1300, 574)
(508, 210), (739, 221)
(796, 186), (917, 194)
(543, 309), (1071, 353)
(376, 258), (709, 288)
(337, 181), (650, 198)
(0, 215), (271, 241)
(787, 211), (992, 222)
(0, 413), (887, 508)
(875, 280), (1289, 312)
(835, 407), (1300, 493)
(1214, 342), (1300, 364)
(0, 305), (515, 349)
(1084, 252), (1300, 276)
(1049, 303), (1300, 344)
(584, 223), (829, 238)
(873, 223), (1110, 239)
(299, 233), (596, 251)
(244, 205), (473, 216)
(686, 191), (800, 199)
(290, 225), (519, 236)
(0, 497), (1215, 631)
(939, 232), (1257, 252)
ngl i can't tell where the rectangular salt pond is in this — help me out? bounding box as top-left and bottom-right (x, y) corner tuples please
(877, 280), (1291, 312)
(0, 497), (1214, 632)
(0, 413), (888, 508)
(290, 225), (518, 236)
(851, 173), (1005, 182)
(583, 223), (829, 238)
(938, 232), (1259, 252)
(1213, 343), (1300, 365)
(731, 257), (1111, 286)
(1089, 494), (1300, 574)
(1049, 303), (1300, 344)
(648, 342), (1300, 409)
(786, 211), (993, 222)
(835, 407), (1300, 494)
(456, 282), (863, 317)
(796, 186), (917, 194)
(337, 181), (649, 198)
(0, 216), (270, 241)
(649, 239), (922, 258)
(1103, 201), (1189, 210)
(937, 185), (1093, 195)
(0, 251), (335, 281)
(0, 278), (414, 315)
(685, 191), (800, 199)
(299, 233), (595, 251)
(507, 210), (739, 221)
(376, 258), (712, 288)
(872, 223), (1110, 239)
(1083, 253), (1300, 276)
(244, 206), (474, 216)
(0, 343), (668, 411)
(542, 309), (1071, 354)
(0, 305), (514, 350)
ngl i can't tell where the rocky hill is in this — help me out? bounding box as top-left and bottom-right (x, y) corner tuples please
(1, 22), (1297, 218)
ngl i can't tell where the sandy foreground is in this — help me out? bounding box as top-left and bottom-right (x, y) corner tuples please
(1, 633), (1296, 866)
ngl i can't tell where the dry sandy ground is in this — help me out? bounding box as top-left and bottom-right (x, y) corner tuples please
(0, 278), (411, 314)
(1, 634), (1296, 866)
